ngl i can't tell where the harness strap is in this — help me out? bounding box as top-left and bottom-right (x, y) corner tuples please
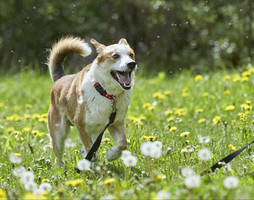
(202, 140), (254, 175)
(85, 112), (116, 161)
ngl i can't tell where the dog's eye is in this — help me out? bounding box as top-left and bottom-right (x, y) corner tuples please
(129, 53), (134, 58)
(112, 54), (120, 59)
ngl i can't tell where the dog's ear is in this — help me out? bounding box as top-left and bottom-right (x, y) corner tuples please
(90, 39), (106, 53)
(118, 38), (129, 46)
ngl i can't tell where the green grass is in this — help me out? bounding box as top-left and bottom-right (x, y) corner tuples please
(0, 67), (254, 199)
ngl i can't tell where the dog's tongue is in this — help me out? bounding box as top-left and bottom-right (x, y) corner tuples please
(118, 72), (131, 86)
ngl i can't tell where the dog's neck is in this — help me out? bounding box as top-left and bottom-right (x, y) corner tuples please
(94, 81), (115, 100)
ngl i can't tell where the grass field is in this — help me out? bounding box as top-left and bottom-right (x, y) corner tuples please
(0, 66), (254, 199)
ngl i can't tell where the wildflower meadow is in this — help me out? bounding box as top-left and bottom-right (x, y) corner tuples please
(1, 65), (254, 199)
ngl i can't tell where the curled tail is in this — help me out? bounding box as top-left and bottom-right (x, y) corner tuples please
(48, 36), (92, 82)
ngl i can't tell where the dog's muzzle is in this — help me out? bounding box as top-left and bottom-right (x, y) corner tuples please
(111, 61), (136, 90)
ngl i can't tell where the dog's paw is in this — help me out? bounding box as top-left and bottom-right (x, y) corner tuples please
(55, 160), (65, 169)
(107, 149), (121, 161)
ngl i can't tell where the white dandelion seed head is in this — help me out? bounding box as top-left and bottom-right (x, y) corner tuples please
(156, 190), (171, 200)
(153, 141), (163, 149)
(223, 176), (239, 189)
(141, 141), (154, 157)
(184, 175), (201, 189)
(77, 159), (91, 171)
(24, 181), (37, 191)
(198, 148), (212, 161)
(39, 182), (52, 192)
(122, 155), (138, 167)
(141, 141), (162, 158)
(9, 153), (22, 164)
(121, 150), (132, 160)
(181, 167), (195, 177)
(198, 135), (210, 144)
(13, 166), (26, 177)
(20, 171), (35, 184)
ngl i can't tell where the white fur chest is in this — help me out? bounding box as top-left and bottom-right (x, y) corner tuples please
(81, 74), (131, 136)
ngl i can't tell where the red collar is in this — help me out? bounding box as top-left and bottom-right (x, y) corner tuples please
(94, 81), (115, 100)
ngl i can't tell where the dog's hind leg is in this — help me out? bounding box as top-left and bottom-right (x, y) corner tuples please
(107, 122), (127, 161)
(48, 105), (70, 168)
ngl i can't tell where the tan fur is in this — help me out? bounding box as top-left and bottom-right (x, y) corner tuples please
(47, 36), (136, 168)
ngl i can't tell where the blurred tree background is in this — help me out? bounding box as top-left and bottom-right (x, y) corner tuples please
(0, 0), (253, 74)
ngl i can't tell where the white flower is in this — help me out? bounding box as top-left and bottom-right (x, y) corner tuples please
(198, 135), (210, 144)
(77, 159), (91, 171)
(223, 176), (239, 189)
(39, 182), (52, 192)
(141, 141), (162, 158)
(184, 175), (201, 189)
(20, 171), (35, 184)
(122, 155), (138, 167)
(121, 150), (132, 160)
(13, 166), (26, 177)
(181, 167), (195, 177)
(9, 153), (22, 164)
(156, 190), (171, 200)
(198, 148), (211, 161)
(24, 181), (37, 191)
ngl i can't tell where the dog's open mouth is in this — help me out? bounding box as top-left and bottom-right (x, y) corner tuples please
(111, 70), (132, 90)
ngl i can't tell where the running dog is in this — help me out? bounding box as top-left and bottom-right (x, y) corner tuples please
(47, 36), (137, 168)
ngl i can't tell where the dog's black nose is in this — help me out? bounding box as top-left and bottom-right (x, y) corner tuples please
(127, 61), (136, 70)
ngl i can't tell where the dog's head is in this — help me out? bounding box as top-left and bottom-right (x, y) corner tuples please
(91, 38), (137, 92)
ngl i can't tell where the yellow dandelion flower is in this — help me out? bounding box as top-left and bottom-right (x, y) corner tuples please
(196, 108), (203, 113)
(153, 92), (166, 99)
(139, 114), (147, 120)
(213, 116), (221, 125)
(155, 173), (165, 181)
(23, 192), (46, 200)
(148, 105), (155, 111)
(22, 127), (31, 132)
(17, 137), (24, 142)
(142, 103), (151, 109)
(223, 75), (231, 80)
(42, 179), (50, 183)
(102, 138), (110, 142)
(241, 104), (252, 111)
(65, 179), (83, 187)
(229, 144), (236, 151)
(101, 150), (107, 154)
(103, 178), (115, 185)
(241, 76), (249, 82)
(225, 105), (235, 111)
(32, 113), (40, 119)
(175, 108), (186, 116)
(209, 95), (215, 99)
(128, 116), (139, 123)
(181, 148), (188, 153)
(167, 116), (174, 122)
(252, 120), (254, 124)
(0, 188), (7, 199)
(127, 139), (130, 144)
(223, 90), (230, 95)
(194, 74), (203, 81)
(164, 90), (171, 95)
(39, 118), (47, 123)
(32, 130), (40, 136)
(169, 126), (177, 132)
(148, 136), (156, 141)
(231, 120), (236, 124)
(242, 70), (251, 77)
(6, 114), (21, 122)
(25, 104), (33, 109)
(233, 74), (241, 82)
(141, 136), (148, 141)
(246, 100), (251, 104)
(181, 92), (189, 97)
(58, 188), (64, 194)
(165, 109), (173, 116)
(180, 131), (190, 137)
(198, 118), (206, 123)
(7, 127), (14, 132)
(24, 114), (31, 119)
(14, 131), (21, 135)
(14, 153), (21, 157)
(203, 92), (209, 97)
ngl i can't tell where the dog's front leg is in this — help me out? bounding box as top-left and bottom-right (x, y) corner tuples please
(107, 122), (127, 161)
